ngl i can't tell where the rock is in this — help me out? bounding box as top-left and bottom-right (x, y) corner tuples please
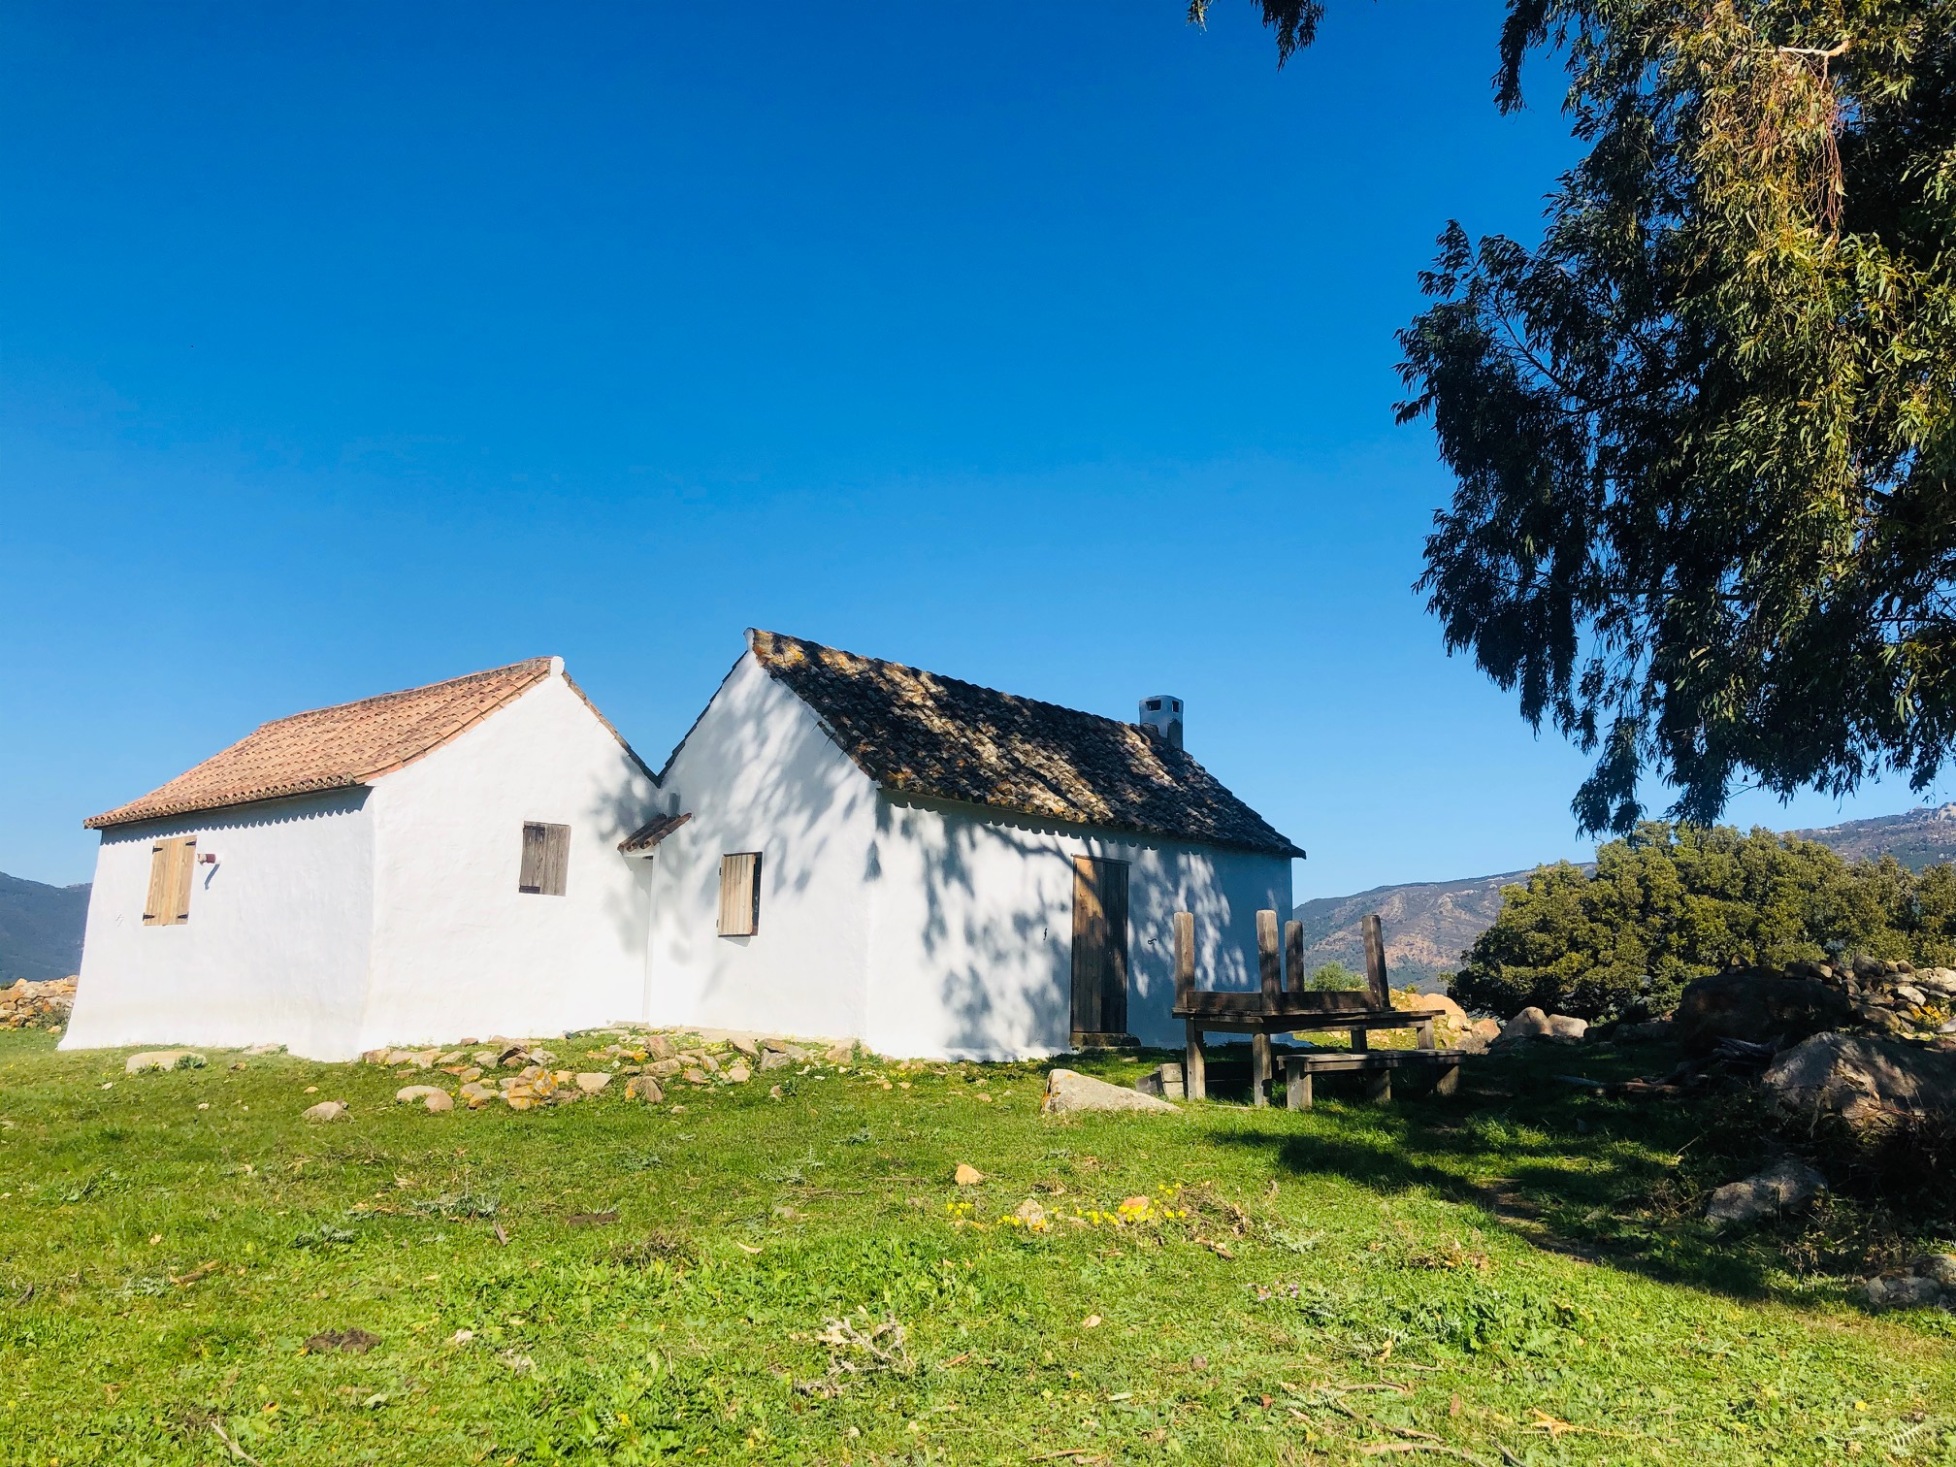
(1672, 969), (1855, 1054)
(395, 1085), (452, 1113)
(758, 1050), (793, 1072)
(1042, 1068), (1178, 1115)
(1916, 968), (1956, 998)
(644, 1034), (676, 1061)
(1545, 1014), (1589, 1043)
(1913, 1253), (1956, 1287)
(303, 1101), (347, 1123)
(1761, 1032), (1956, 1125)
(1013, 1198), (1047, 1227)
(1395, 990), (1469, 1025)
(624, 1074), (664, 1103)
(1893, 984), (1929, 1008)
(1468, 1018), (1501, 1042)
(386, 1048), (439, 1069)
(125, 1049), (206, 1074)
(1703, 1158), (1826, 1228)
(728, 1035), (760, 1058)
(825, 1041), (856, 1064)
(1498, 1007), (1552, 1040)
(459, 1082), (498, 1109)
(1866, 1275), (1943, 1309)
(649, 1057), (683, 1078)
(725, 1062), (751, 1084)
(574, 1072), (612, 1095)
(682, 1068), (709, 1085)
(954, 1163), (984, 1186)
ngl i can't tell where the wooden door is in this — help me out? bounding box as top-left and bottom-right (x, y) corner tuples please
(1070, 857), (1129, 1037)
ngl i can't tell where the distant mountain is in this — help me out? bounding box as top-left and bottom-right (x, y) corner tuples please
(1787, 803), (1956, 871)
(1293, 870), (1547, 992)
(0, 873), (90, 981)
(1296, 804), (1956, 993)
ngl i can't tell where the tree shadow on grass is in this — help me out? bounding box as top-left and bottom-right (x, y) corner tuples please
(1187, 1040), (1836, 1308)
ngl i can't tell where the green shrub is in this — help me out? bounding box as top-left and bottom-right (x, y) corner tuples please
(1450, 821), (1956, 1020)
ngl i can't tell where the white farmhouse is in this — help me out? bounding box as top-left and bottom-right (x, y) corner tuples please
(65, 630), (1304, 1061)
(65, 658), (659, 1059)
(634, 631), (1302, 1059)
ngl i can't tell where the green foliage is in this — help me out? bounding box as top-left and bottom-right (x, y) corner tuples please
(1452, 821), (1956, 1018)
(1305, 959), (1365, 991)
(1222, 0), (1956, 832)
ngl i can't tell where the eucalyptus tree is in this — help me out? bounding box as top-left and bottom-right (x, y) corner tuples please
(1198, 1), (1956, 832)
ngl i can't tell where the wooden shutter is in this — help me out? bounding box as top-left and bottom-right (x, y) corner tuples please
(1070, 856), (1129, 1035)
(143, 837), (196, 926)
(519, 822), (570, 896)
(173, 838), (196, 923)
(142, 842), (172, 925)
(718, 852), (761, 936)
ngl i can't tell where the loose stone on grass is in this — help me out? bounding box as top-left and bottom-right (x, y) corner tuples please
(303, 1101), (348, 1123)
(125, 1050), (206, 1075)
(395, 1085), (453, 1114)
(1043, 1068), (1177, 1115)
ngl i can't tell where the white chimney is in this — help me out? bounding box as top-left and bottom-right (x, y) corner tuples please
(1139, 695), (1183, 750)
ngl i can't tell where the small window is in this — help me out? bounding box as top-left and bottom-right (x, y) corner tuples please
(717, 852), (762, 936)
(142, 836), (197, 926)
(518, 822), (571, 896)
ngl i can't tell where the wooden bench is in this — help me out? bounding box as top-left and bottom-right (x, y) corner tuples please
(1168, 909), (1454, 1107)
(1282, 1048), (1465, 1109)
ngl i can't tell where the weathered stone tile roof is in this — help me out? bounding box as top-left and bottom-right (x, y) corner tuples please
(87, 658), (566, 829)
(749, 630), (1305, 858)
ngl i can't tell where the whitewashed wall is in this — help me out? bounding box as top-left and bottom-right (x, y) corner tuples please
(644, 649), (1294, 1061)
(863, 798), (1292, 1059)
(642, 652), (881, 1039)
(65, 665), (657, 1061)
(63, 789), (377, 1059)
(361, 670), (659, 1049)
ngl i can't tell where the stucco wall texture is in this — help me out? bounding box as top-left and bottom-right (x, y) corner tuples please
(65, 654), (1296, 1062)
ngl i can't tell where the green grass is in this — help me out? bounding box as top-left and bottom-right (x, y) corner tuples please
(2, 1028), (1953, 1465)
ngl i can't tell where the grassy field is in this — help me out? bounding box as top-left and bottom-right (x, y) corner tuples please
(2, 1027), (1953, 1466)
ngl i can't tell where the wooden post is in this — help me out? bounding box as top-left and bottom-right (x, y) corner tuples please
(1251, 1032), (1271, 1108)
(1362, 913), (1390, 1010)
(1364, 1067), (1392, 1103)
(1434, 1060), (1460, 1098)
(1350, 1025), (1369, 1052)
(1285, 1055), (1312, 1111)
(1183, 1020), (1207, 1102)
(1283, 919), (1304, 995)
(1416, 1017), (1436, 1051)
(1256, 910), (1281, 1009)
(1172, 911), (1195, 1011)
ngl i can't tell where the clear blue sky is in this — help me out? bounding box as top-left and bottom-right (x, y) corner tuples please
(1, 1), (1939, 894)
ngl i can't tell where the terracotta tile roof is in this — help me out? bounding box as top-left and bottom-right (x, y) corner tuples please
(86, 658), (562, 829)
(618, 811), (692, 854)
(748, 630), (1305, 858)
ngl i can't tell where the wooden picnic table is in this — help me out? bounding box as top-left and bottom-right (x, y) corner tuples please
(1168, 909), (1454, 1106)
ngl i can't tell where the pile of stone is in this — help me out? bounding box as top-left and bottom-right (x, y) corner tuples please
(1, 976), (76, 1030)
(359, 1028), (857, 1113)
(1492, 1006), (1588, 1046)
(1671, 959), (1955, 1056)
(1866, 1254), (1956, 1309)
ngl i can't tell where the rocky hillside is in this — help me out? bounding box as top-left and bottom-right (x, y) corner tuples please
(0, 873), (90, 982)
(1298, 803), (1956, 992)
(1789, 802), (1956, 871)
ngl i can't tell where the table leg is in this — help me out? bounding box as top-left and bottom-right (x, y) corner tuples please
(1350, 1027), (1369, 1052)
(1416, 1019), (1436, 1051)
(1285, 1056), (1312, 1111)
(1434, 1060), (1460, 1097)
(1184, 1020), (1207, 1102)
(1251, 1032), (1271, 1108)
(1364, 1069), (1391, 1103)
